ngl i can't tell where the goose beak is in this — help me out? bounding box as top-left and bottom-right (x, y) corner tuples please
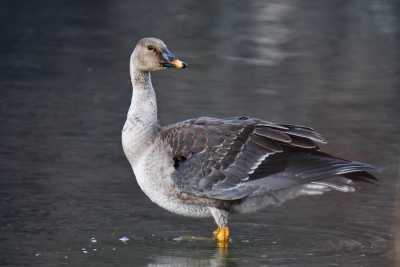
(161, 49), (187, 69)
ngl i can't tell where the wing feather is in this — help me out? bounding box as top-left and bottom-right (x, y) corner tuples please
(160, 116), (375, 201)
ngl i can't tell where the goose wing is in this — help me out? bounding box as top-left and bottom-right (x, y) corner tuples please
(160, 116), (375, 201)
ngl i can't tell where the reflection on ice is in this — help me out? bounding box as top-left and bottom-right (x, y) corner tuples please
(119, 236), (130, 244)
(147, 247), (229, 267)
(222, 1), (293, 66)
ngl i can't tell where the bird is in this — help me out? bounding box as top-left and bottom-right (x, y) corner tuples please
(121, 37), (377, 247)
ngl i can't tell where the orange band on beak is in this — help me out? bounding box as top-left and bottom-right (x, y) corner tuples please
(171, 59), (186, 69)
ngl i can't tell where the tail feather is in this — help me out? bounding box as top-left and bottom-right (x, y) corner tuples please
(248, 150), (377, 194)
(341, 171), (378, 184)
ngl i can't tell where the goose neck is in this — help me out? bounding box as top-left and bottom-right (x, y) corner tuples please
(128, 64), (158, 128)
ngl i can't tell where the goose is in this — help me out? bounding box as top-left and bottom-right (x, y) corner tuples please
(122, 37), (376, 247)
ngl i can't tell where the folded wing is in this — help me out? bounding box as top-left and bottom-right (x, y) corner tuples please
(160, 116), (376, 201)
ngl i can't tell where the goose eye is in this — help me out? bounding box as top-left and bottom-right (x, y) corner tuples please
(147, 45), (155, 51)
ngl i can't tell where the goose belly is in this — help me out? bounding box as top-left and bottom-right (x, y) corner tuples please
(131, 144), (211, 218)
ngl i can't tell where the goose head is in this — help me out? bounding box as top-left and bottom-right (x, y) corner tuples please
(131, 37), (187, 72)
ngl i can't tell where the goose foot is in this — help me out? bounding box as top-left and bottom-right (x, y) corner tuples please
(213, 226), (230, 247)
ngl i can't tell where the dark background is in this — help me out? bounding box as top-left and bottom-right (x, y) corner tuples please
(0, 0), (399, 266)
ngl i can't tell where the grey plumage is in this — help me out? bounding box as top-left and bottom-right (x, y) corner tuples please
(122, 38), (377, 242)
(161, 117), (375, 205)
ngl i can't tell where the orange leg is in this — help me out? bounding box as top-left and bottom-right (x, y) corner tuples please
(213, 226), (230, 247)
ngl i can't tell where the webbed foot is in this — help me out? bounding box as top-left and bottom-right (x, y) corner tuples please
(213, 226), (230, 247)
